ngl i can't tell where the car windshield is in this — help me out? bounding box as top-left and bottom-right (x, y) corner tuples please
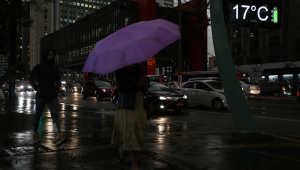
(71, 83), (81, 86)
(206, 81), (223, 89)
(20, 83), (30, 86)
(95, 81), (112, 87)
(149, 83), (172, 91)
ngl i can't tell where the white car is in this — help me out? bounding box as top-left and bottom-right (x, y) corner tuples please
(178, 80), (229, 110)
(187, 77), (221, 82)
(239, 81), (260, 95)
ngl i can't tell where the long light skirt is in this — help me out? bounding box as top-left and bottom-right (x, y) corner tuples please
(111, 91), (147, 151)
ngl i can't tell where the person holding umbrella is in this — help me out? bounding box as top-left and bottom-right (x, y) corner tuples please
(82, 19), (180, 169)
(111, 63), (148, 170)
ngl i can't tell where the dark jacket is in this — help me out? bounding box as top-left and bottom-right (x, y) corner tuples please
(29, 49), (61, 100)
(115, 64), (147, 110)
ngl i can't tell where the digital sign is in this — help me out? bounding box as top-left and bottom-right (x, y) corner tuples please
(224, 0), (282, 27)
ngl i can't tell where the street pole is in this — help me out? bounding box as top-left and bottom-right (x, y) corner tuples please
(8, 1), (17, 99)
(178, 0), (182, 87)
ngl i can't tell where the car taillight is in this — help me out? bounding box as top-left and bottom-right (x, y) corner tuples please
(250, 87), (252, 90)
(282, 87), (285, 90)
(297, 91), (299, 97)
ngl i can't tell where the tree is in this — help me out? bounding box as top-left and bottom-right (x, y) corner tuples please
(181, 0), (211, 71)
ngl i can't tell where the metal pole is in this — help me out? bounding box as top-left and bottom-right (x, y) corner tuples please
(178, 0), (182, 87)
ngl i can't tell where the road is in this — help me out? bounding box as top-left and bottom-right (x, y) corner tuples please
(1, 91), (300, 169)
(16, 91), (300, 137)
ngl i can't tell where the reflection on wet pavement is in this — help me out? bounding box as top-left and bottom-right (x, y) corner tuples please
(1, 95), (300, 169)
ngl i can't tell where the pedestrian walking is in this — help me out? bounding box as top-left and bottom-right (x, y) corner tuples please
(29, 49), (66, 145)
(111, 63), (148, 170)
(0, 73), (5, 101)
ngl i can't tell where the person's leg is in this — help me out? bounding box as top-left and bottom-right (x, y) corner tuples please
(129, 150), (139, 170)
(46, 97), (61, 135)
(33, 96), (47, 142)
(33, 96), (47, 132)
(47, 97), (66, 145)
(118, 144), (125, 164)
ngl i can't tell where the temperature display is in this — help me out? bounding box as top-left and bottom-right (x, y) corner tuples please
(225, 0), (281, 27)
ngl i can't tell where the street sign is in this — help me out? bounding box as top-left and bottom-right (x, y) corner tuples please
(224, 0), (282, 27)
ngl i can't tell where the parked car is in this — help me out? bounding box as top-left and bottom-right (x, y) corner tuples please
(59, 84), (66, 96)
(147, 82), (187, 113)
(82, 80), (115, 101)
(15, 82), (33, 92)
(66, 82), (82, 93)
(259, 82), (291, 96)
(179, 80), (229, 110)
(240, 81), (260, 95)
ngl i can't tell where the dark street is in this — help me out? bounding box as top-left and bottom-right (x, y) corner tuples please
(1, 92), (300, 169)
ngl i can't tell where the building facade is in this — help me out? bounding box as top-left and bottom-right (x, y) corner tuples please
(29, 0), (114, 71)
(40, 0), (201, 83)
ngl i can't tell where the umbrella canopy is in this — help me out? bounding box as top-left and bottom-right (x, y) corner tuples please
(82, 18), (181, 75)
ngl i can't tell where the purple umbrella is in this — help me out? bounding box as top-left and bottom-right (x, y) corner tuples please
(82, 18), (181, 75)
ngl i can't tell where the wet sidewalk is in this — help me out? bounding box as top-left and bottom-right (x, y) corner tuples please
(1, 98), (300, 170)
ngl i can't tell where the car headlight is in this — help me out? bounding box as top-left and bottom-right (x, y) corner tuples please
(74, 87), (77, 89)
(159, 96), (171, 100)
(20, 86), (24, 88)
(28, 86), (31, 88)
(183, 95), (187, 99)
(102, 89), (106, 92)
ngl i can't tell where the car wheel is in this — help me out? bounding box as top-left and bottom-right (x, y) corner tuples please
(273, 91), (279, 96)
(82, 92), (87, 99)
(96, 93), (101, 101)
(174, 109), (182, 112)
(212, 98), (223, 110)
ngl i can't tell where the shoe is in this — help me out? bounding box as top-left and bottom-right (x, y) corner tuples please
(116, 145), (125, 165)
(33, 133), (40, 142)
(55, 135), (66, 146)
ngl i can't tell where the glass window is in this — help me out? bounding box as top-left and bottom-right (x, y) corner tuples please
(183, 83), (194, 88)
(269, 75), (278, 82)
(283, 74), (293, 88)
(149, 83), (170, 91)
(196, 83), (212, 90)
(95, 81), (112, 87)
(206, 81), (223, 89)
